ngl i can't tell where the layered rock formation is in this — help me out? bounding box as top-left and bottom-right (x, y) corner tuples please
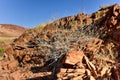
(0, 4), (120, 80)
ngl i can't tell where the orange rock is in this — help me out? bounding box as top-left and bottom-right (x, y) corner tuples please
(111, 16), (117, 26)
(71, 76), (83, 80)
(10, 70), (21, 80)
(84, 18), (92, 25)
(74, 69), (86, 74)
(75, 62), (84, 68)
(64, 49), (84, 65)
(113, 4), (119, 16)
(5, 45), (14, 55)
(86, 38), (102, 53)
(66, 69), (86, 78)
(113, 31), (120, 42)
(113, 12), (119, 17)
(67, 69), (74, 73)
(8, 60), (18, 70)
(0, 76), (8, 80)
(57, 72), (67, 79)
(116, 26), (120, 30)
(59, 68), (67, 73)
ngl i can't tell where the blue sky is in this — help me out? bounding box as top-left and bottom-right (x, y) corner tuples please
(0, 0), (120, 28)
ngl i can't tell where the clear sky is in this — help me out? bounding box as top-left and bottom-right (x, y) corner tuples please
(0, 0), (120, 28)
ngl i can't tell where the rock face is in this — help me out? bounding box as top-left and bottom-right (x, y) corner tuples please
(0, 4), (120, 80)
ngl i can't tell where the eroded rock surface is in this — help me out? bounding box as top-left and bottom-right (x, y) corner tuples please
(0, 4), (120, 80)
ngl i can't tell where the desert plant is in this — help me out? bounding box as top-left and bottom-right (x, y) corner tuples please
(31, 23), (46, 32)
(0, 48), (6, 60)
(100, 5), (109, 9)
(0, 48), (6, 53)
(0, 41), (5, 45)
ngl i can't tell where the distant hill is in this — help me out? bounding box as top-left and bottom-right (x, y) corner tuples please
(0, 24), (26, 37)
(0, 24), (26, 46)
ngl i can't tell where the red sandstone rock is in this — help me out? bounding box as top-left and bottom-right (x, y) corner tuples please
(113, 31), (120, 42)
(8, 60), (18, 70)
(113, 4), (119, 16)
(59, 68), (67, 73)
(1, 4), (120, 80)
(86, 39), (103, 53)
(0, 76), (8, 80)
(64, 49), (84, 65)
(10, 70), (21, 80)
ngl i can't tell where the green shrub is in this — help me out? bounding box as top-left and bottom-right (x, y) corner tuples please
(0, 41), (5, 45)
(0, 48), (6, 60)
(0, 48), (6, 53)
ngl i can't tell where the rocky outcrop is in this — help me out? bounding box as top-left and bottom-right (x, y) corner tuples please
(44, 13), (92, 31)
(0, 4), (120, 80)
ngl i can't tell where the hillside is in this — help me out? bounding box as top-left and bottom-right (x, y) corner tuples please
(0, 24), (26, 46)
(0, 4), (120, 80)
(0, 24), (26, 37)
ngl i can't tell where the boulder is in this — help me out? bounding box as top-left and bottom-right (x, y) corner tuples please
(64, 49), (84, 65)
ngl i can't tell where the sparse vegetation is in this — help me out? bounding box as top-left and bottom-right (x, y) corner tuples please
(0, 48), (6, 60)
(0, 37), (16, 46)
(0, 4), (120, 80)
(0, 48), (6, 53)
(100, 5), (108, 9)
(32, 23), (46, 32)
(0, 41), (5, 45)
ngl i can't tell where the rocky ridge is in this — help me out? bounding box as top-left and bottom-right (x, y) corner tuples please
(0, 4), (120, 80)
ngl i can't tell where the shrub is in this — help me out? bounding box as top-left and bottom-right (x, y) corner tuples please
(33, 23), (46, 32)
(0, 48), (6, 53)
(100, 5), (108, 9)
(0, 41), (5, 45)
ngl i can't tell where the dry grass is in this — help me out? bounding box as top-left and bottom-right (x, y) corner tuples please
(30, 23), (46, 32)
(0, 37), (17, 45)
(0, 37), (16, 60)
